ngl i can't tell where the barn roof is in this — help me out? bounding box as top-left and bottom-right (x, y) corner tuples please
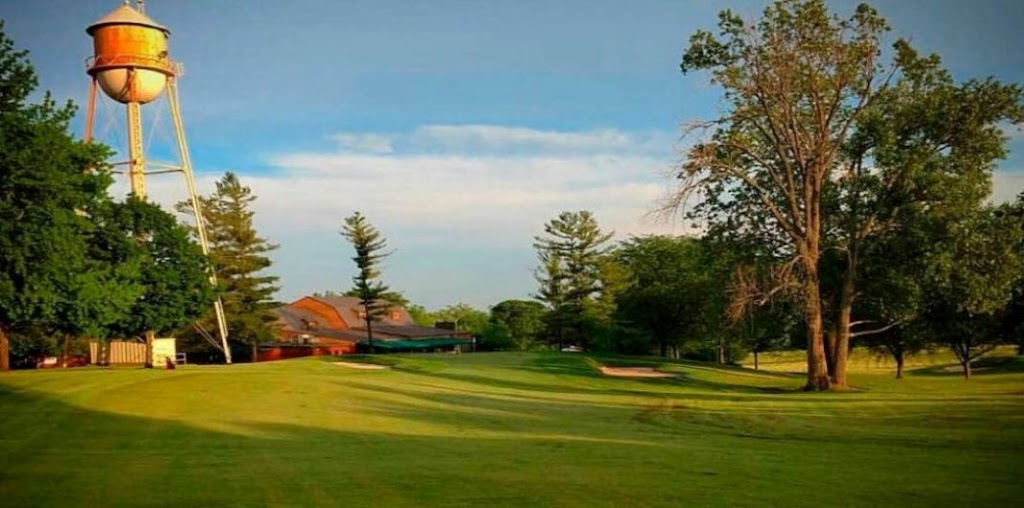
(309, 296), (414, 326)
(271, 296), (471, 345)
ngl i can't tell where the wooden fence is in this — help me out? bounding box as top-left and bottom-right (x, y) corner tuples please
(90, 340), (146, 365)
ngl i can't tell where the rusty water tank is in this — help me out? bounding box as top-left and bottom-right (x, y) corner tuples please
(86, 3), (176, 104)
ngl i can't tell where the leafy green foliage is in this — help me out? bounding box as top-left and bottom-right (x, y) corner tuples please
(912, 207), (1024, 377)
(405, 304), (435, 327)
(108, 198), (215, 340)
(674, 0), (1024, 388)
(0, 22), (118, 370)
(488, 300), (546, 351)
(432, 303), (489, 336)
(613, 236), (716, 358)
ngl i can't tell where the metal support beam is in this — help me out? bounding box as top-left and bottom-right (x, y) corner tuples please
(126, 100), (146, 198)
(85, 78), (97, 143)
(167, 76), (232, 364)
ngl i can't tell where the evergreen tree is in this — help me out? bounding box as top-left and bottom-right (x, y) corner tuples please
(179, 172), (279, 362)
(534, 245), (567, 348)
(341, 212), (391, 350)
(534, 211), (613, 349)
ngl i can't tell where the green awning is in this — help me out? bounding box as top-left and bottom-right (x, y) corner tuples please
(371, 338), (469, 350)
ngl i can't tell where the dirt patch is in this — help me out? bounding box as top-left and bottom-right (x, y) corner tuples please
(599, 366), (677, 378)
(333, 362), (389, 370)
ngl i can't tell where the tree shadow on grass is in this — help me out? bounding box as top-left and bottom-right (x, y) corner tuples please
(4, 370), (1024, 507)
(910, 355), (1024, 377)
(527, 354), (805, 395)
(0, 384), (672, 507)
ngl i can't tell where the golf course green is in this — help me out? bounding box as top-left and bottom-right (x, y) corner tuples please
(1, 351), (1022, 507)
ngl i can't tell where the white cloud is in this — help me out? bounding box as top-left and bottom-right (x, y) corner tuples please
(332, 133), (395, 154)
(409, 125), (664, 155)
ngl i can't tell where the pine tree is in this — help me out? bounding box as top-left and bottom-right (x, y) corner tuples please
(178, 172), (279, 362)
(534, 211), (613, 349)
(341, 212), (391, 350)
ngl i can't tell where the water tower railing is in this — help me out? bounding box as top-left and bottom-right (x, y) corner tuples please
(85, 54), (182, 76)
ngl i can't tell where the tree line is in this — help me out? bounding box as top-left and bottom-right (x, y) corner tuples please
(518, 204), (1024, 381)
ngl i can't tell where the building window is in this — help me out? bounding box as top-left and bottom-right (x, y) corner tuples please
(391, 311), (400, 320)
(358, 310), (367, 319)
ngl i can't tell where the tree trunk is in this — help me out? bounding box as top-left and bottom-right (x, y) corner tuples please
(754, 350), (759, 370)
(954, 341), (972, 379)
(895, 354), (904, 379)
(659, 342), (667, 358)
(251, 341), (258, 363)
(803, 263), (831, 391)
(144, 330), (155, 369)
(830, 266), (856, 388)
(365, 307), (374, 352)
(718, 337), (726, 364)
(824, 327), (837, 376)
(672, 344), (680, 360)
(61, 335), (71, 368)
(0, 325), (10, 372)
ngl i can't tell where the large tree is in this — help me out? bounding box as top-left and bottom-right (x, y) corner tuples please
(433, 303), (489, 336)
(109, 198), (217, 366)
(670, 0), (1023, 389)
(614, 236), (714, 359)
(489, 300), (546, 351)
(534, 244), (568, 349)
(1000, 194), (1024, 355)
(821, 40), (1024, 387)
(180, 172), (279, 362)
(534, 211), (613, 349)
(341, 211), (391, 350)
(914, 206), (1024, 378)
(50, 199), (145, 366)
(0, 23), (114, 371)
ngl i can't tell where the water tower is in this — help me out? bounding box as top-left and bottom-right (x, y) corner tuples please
(84, 0), (232, 363)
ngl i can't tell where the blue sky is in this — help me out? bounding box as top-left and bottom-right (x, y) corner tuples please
(3, 0), (1023, 309)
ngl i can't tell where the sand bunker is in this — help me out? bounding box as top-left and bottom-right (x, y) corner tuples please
(599, 366), (677, 378)
(333, 362), (389, 370)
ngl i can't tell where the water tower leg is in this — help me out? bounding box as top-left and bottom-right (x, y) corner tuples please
(84, 78), (97, 143)
(167, 77), (232, 365)
(126, 100), (146, 198)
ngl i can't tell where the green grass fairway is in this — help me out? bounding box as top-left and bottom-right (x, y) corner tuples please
(2, 352), (1023, 507)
